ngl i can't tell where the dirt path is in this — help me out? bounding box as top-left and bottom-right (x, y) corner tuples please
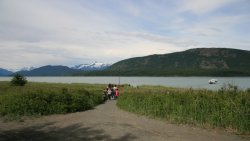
(0, 101), (248, 141)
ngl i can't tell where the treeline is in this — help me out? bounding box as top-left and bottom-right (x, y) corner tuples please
(72, 69), (250, 76)
(93, 48), (250, 77)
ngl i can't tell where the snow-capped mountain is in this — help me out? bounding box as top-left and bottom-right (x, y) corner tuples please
(72, 62), (111, 71)
(19, 66), (36, 71)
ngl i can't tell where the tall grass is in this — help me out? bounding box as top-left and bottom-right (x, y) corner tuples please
(0, 82), (104, 119)
(117, 85), (250, 134)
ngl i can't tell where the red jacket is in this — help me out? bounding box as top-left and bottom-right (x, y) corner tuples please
(115, 90), (119, 97)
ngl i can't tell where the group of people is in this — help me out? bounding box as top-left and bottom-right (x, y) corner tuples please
(103, 84), (119, 101)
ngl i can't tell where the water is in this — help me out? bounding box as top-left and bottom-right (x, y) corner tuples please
(1, 76), (250, 90)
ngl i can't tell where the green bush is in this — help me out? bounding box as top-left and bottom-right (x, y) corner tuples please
(117, 86), (250, 134)
(0, 82), (104, 118)
(10, 74), (27, 86)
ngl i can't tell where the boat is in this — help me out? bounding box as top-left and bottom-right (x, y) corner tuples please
(208, 79), (218, 84)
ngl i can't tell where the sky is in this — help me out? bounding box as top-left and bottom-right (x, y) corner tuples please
(0, 0), (250, 71)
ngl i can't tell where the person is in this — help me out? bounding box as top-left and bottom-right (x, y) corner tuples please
(108, 83), (112, 89)
(107, 88), (112, 100)
(111, 88), (115, 100)
(115, 88), (119, 99)
(102, 88), (108, 101)
(113, 85), (117, 91)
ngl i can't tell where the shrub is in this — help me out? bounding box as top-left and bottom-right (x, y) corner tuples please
(117, 86), (250, 134)
(10, 74), (27, 86)
(0, 83), (104, 118)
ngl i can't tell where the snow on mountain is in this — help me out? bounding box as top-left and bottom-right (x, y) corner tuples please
(19, 66), (36, 71)
(72, 62), (111, 71)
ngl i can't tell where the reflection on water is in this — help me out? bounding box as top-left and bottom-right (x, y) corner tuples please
(0, 76), (249, 90)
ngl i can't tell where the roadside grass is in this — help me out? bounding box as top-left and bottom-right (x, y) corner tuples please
(117, 85), (250, 135)
(0, 81), (105, 120)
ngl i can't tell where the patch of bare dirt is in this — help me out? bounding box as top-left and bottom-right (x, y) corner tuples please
(0, 101), (248, 141)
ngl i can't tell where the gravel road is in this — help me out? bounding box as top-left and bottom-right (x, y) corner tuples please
(0, 100), (248, 141)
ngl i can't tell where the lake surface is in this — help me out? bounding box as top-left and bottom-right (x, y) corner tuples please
(1, 76), (250, 90)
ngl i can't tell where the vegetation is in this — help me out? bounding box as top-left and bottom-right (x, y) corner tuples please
(0, 82), (104, 119)
(74, 69), (250, 76)
(10, 73), (27, 86)
(117, 85), (250, 134)
(17, 65), (80, 76)
(5, 48), (250, 76)
(77, 48), (250, 76)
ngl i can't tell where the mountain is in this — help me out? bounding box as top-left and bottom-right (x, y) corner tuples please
(72, 62), (110, 71)
(7, 48), (250, 76)
(19, 66), (36, 71)
(82, 48), (250, 76)
(13, 62), (110, 76)
(17, 65), (80, 76)
(0, 68), (13, 76)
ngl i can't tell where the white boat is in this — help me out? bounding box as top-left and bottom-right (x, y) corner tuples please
(208, 79), (218, 84)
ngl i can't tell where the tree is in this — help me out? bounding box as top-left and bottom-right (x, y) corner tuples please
(11, 73), (27, 86)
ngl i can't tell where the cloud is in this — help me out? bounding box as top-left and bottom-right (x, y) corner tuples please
(126, 4), (141, 17)
(178, 0), (237, 14)
(0, 0), (122, 43)
(0, 0), (250, 70)
(0, 30), (183, 71)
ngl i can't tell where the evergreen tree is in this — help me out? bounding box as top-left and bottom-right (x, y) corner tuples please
(11, 74), (27, 86)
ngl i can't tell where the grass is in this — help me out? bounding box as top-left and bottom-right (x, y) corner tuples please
(1, 81), (249, 135)
(117, 85), (250, 134)
(0, 81), (105, 119)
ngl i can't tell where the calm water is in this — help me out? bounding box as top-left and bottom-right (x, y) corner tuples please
(1, 76), (250, 90)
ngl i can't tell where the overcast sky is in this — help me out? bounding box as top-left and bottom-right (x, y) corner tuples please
(1, 0), (250, 70)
